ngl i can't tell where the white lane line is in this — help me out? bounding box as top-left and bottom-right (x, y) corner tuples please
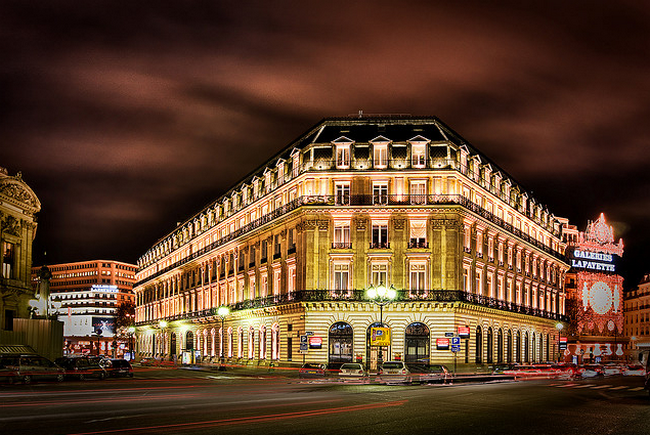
(608, 386), (628, 390)
(574, 384), (594, 388)
(629, 387), (645, 391)
(591, 385), (613, 389)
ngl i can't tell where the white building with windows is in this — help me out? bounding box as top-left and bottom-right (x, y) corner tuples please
(134, 116), (570, 370)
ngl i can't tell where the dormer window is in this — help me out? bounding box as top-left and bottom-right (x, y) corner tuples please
(336, 145), (350, 168)
(374, 144), (388, 168)
(411, 144), (426, 168)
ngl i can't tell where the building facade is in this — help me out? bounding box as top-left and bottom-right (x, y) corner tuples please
(562, 213), (625, 363)
(0, 167), (41, 332)
(31, 260), (137, 357)
(134, 116), (569, 370)
(624, 274), (650, 356)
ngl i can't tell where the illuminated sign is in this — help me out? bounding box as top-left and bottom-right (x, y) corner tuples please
(458, 326), (470, 338)
(92, 317), (115, 335)
(571, 250), (616, 272)
(308, 336), (322, 349)
(91, 284), (119, 293)
(370, 327), (391, 346)
(436, 338), (450, 350)
(559, 337), (568, 350)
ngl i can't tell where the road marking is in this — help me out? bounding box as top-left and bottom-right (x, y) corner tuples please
(554, 383), (578, 388)
(629, 387), (645, 391)
(608, 386), (628, 390)
(67, 399), (409, 434)
(574, 384), (593, 388)
(590, 385), (612, 389)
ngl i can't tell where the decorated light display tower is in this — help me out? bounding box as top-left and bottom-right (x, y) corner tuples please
(564, 213), (624, 364)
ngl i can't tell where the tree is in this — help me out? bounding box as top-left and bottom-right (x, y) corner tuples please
(115, 300), (135, 330)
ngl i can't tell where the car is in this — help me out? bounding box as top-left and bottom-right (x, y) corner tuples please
(298, 363), (328, 379)
(55, 355), (107, 380)
(552, 363), (579, 379)
(622, 364), (646, 376)
(577, 364), (603, 378)
(503, 364), (558, 379)
(602, 363), (624, 377)
(0, 354), (65, 384)
(379, 361), (411, 384)
(407, 363), (451, 383)
(338, 363), (368, 382)
(0, 362), (19, 384)
(102, 359), (134, 378)
(490, 363), (516, 375)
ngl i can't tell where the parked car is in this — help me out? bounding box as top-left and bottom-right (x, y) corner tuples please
(338, 363), (368, 382)
(55, 355), (107, 380)
(102, 359), (134, 378)
(379, 361), (411, 384)
(622, 364), (646, 377)
(0, 361), (19, 384)
(298, 363), (329, 379)
(0, 354), (65, 384)
(407, 363), (451, 383)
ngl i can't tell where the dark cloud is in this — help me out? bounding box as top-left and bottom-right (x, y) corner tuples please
(1, 0), (649, 288)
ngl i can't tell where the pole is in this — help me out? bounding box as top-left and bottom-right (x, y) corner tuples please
(220, 317), (225, 364)
(378, 305), (384, 364)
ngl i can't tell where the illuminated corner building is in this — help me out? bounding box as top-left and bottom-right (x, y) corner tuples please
(624, 274), (650, 356)
(560, 213), (625, 363)
(134, 116), (569, 370)
(31, 261), (137, 357)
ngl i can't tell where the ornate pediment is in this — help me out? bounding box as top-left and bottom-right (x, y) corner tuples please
(0, 177), (41, 212)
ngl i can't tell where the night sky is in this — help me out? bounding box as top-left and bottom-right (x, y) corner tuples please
(1, 1), (649, 289)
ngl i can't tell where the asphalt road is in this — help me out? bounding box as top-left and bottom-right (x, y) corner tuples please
(1, 368), (648, 435)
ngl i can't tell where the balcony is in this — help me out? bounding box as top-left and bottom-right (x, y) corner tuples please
(408, 240), (428, 249)
(332, 242), (353, 249)
(369, 242), (390, 249)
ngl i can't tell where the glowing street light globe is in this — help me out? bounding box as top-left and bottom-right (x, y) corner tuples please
(217, 306), (230, 317)
(159, 320), (168, 329)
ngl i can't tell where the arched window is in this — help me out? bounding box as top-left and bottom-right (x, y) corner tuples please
(506, 330), (512, 363)
(475, 326), (483, 364)
(546, 333), (551, 362)
(329, 322), (353, 365)
(516, 330), (521, 363)
(248, 327), (255, 359)
(227, 327), (233, 358)
(486, 327), (494, 364)
(186, 331), (194, 351)
(532, 333), (536, 363)
(210, 329), (216, 357)
(170, 332), (177, 356)
(497, 329), (504, 363)
(271, 324), (280, 360)
(237, 327), (244, 358)
(524, 332), (529, 363)
(405, 322), (430, 363)
(259, 325), (267, 360)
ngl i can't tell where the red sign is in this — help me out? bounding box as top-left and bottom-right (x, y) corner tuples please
(458, 326), (470, 338)
(436, 338), (450, 350)
(309, 336), (322, 349)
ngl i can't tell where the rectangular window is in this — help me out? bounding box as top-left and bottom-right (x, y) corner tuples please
(335, 183), (350, 205)
(2, 242), (14, 278)
(333, 224), (351, 249)
(373, 183), (388, 205)
(333, 264), (349, 292)
(409, 220), (427, 248)
(336, 145), (350, 168)
(411, 144), (426, 167)
(273, 270), (281, 296)
(409, 263), (426, 294)
(410, 181), (426, 205)
(261, 275), (268, 298)
(371, 223), (389, 249)
(371, 264), (388, 286)
(288, 267), (296, 294)
(374, 144), (388, 168)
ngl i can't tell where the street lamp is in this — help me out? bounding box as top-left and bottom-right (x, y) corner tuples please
(216, 306), (230, 366)
(366, 283), (397, 366)
(158, 320), (168, 360)
(556, 322), (564, 362)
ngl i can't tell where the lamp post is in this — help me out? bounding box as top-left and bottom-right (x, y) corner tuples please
(556, 322), (564, 362)
(216, 306), (230, 366)
(366, 283), (397, 366)
(158, 320), (168, 360)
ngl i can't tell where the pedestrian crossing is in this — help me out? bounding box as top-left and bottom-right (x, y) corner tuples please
(549, 382), (646, 392)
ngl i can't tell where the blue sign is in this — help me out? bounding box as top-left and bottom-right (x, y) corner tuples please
(451, 337), (461, 346)
(451, 345), (461, 352)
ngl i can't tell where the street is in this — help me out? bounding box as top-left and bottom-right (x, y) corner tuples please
(0, 368), (648, 435)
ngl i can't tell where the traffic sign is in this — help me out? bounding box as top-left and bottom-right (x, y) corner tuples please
(451, 345), (461, 352)
(300, 335), (308, 344)
(444, 332), (454, 338)
(451, 337), (461, 346)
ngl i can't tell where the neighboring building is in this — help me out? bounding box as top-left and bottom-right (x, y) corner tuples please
(624, 274), (650, 357)
(0, 166), (63, 361)
(31, 260), (136, 357)
(561, 213), (625, 363)
(134, 116), (569, 370)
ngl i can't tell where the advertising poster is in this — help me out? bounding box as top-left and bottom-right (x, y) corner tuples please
(370, 327), (391, 346)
